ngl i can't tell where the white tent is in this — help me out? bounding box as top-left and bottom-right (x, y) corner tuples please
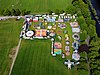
(72, 28), (80, 33)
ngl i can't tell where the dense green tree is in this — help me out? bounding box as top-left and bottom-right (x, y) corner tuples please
(90, 59), (100, 75)
(77, 16), (89, 31)
(47, 10), (53, 15)
(72, 0), (80, 8)
(77, 16), (85, 24)
(88, 37), (100, 74)
(59, 10), (64, 14)
(11, 9), (16, 16)
(89, 37), (100, 51)
(21, 9), (31, 15)
(91, 69), (100, 75)
(88, 51), (99, 59)
(90, 20), (96, 25)
(55, 9), (60, 15)
(15, 9), (21, 16)
(25, 10), (31, 15)
(21, 9), (27, 15)
(0, 9), (4, 15)
(81, 8), (89, 17)
(77, 61), (89, 75)
(80, 30), (87, 41)
(72, 0), (100, 75)
(78, 69), (88, 75)
(92, 8), (97, 16)
(79, 4), (90, 18)
(85, 17), (95, 25)
(3, 9), (11, 16)
(87, 25), (97, 37)
(77, 10), (82, 16)
(65, 5), (76, 14)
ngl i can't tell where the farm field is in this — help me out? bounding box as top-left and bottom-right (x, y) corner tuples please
(0, 19), (22, 75)
(0, 0), (72, 13)
(11, 39), (76, 75)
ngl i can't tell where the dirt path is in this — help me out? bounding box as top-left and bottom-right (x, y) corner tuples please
(0, 16), (24, 20)
(9, 38), (22, 75)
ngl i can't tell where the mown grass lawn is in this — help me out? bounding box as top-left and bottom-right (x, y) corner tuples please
(30, 22), (74, 59)
(0, 0), (72, 13)
(11, 39), (76, 75)
(0, 19), (22, 75)
(0, 19), (79, 75)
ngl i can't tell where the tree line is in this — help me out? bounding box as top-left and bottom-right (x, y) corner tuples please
(47, 4), (76, 15)
(84, 0), (99, 20)
(0, 9), (31, 16)
(72, 0), (100, 75)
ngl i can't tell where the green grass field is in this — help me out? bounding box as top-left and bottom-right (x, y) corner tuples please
(11, 39), (77, 75)
(0, 19), (22, 75)
(0, 0), (89, 75)
(30, 22), (74, 59)
(0, 0), (72, 13)
(0, 20), (78, 75)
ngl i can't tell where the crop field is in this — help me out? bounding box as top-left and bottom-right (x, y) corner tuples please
(0, 0), (72, 13)
(0, 19), (22, 75)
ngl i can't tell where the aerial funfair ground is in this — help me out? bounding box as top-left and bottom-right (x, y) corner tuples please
(20, 13), (81, 69)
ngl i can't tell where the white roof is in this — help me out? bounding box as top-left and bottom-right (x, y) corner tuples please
(33, 17), (38, 20)
(74, 50), (78, 53)
(52, 13), (55, 15)
(42, 15), (46, 17)
(63, 13), (66, 15)
(73, 15), (75, 19)
(35, 15), (42, 16)
(72, 28), (80, 33)
(26, 18), (30, 22)
(60, 14), (64, 16)
(54, 15), (58, 17)
(39, 17), (42, 18)
(67, 14), (71, 16)
(52, 17), (56, 19)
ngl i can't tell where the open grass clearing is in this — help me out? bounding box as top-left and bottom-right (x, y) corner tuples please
(0, 19), (22, 75)
(0, 0), (72, 13)
(11, 39), (77, 75)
